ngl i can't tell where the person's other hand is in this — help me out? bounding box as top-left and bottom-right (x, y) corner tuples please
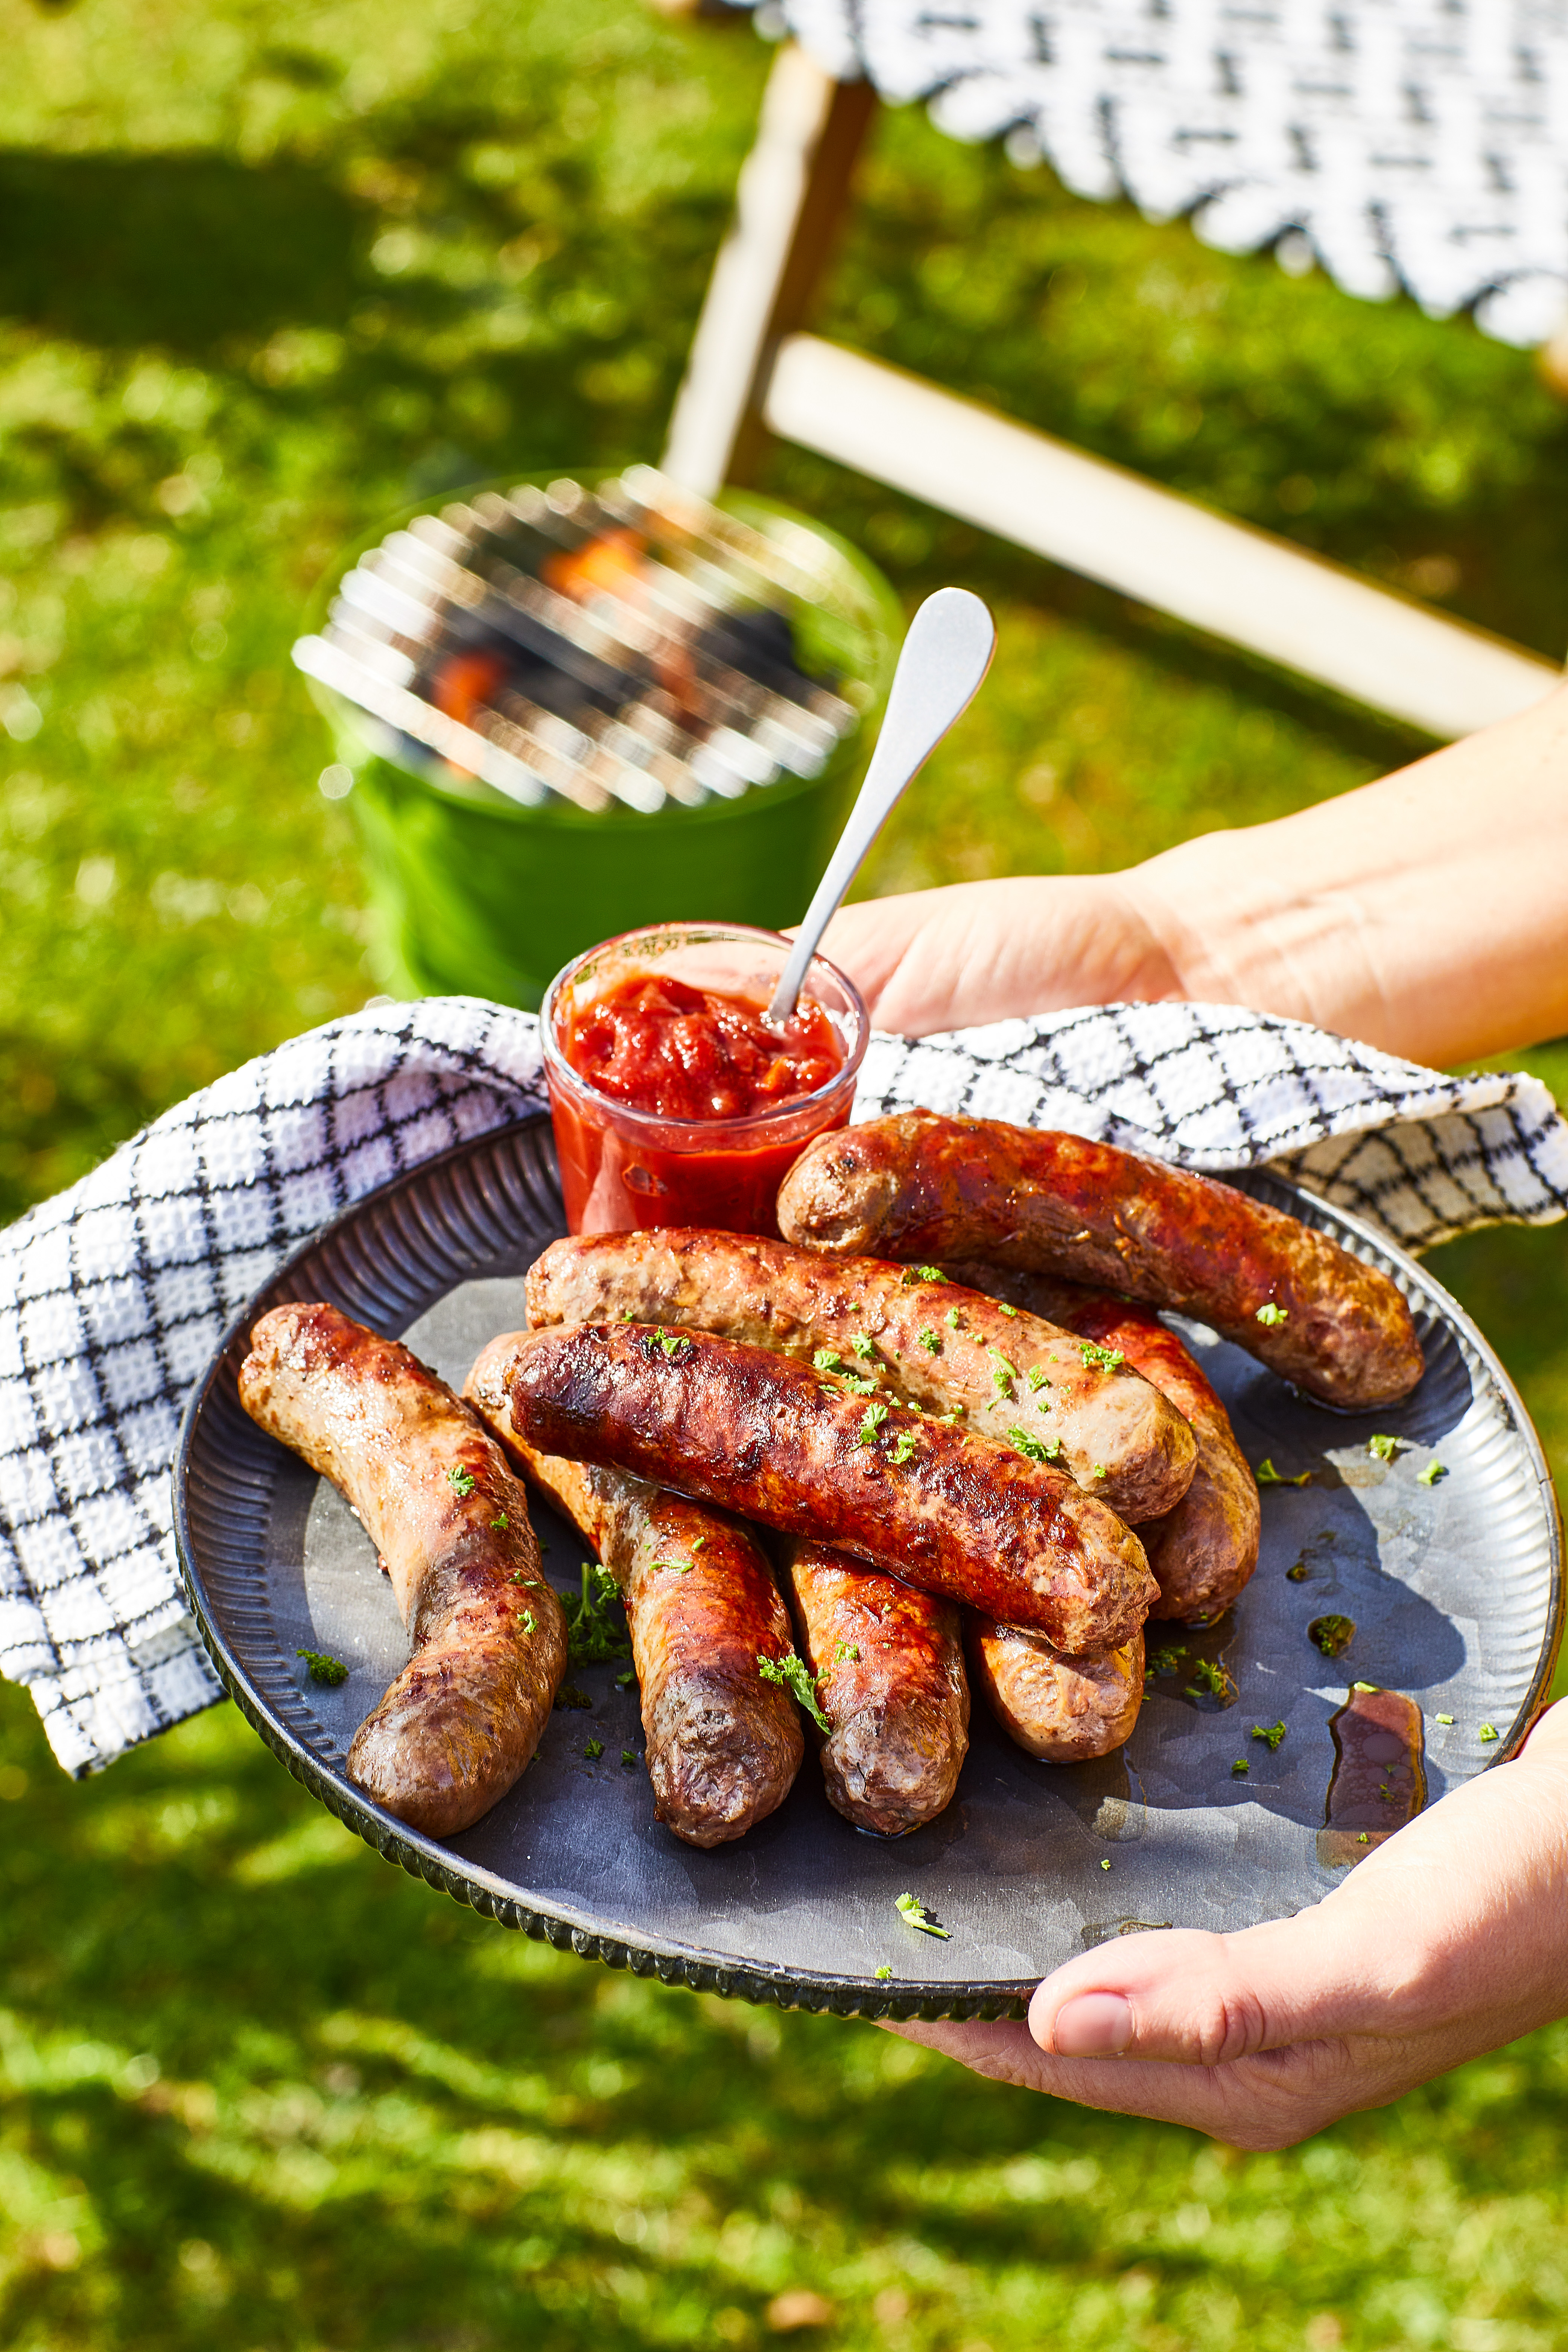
(882, 1698), (1568, 2150)
(817, 876), (1183, 1038)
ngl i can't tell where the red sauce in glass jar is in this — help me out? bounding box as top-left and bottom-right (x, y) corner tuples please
(560, 974), (843, 1121)
(547, 970), (855, 1236)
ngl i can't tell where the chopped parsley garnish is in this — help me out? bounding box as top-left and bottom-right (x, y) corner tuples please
(1006, 1426), (1062, 1465)
(858, 1401), (890, 1444)
(1099, 1858), (1111, 1871)
(894, 1891), (950, 1939)
(988, 1348), (1017, 1396)
(690, 1535), (707, 1551)
(1185, 1657), (1228, 1699)
(851, 1334), (877, 1362)
(1418, 1460), (1448, 1486)
(1479, 1723), (1499, 1742)
(1255, 1302), (1289, 1327)
(918, 1328), (941, 1355)
(654, 1330), (689, 1360)
(621, 1749), (637, 1768)
(614, 1667), (636, 1689)
(1078, 1341), (1125, 1373)
(1252, 1721), (1287, 1750)
(1367, 1433), (1399, 1463)
(654, 1559), (690, 1575)
(757, 1652), (830, 1731)
(554, 1683), (593, 1711)
(1092, 1463), (1107, 1479)
(297, 1647), (348, 1686)
(1436, 1713), (1454, 1725)
(834, 1640), (861, 1663)
(1256, 1457), (1311, 1486)
(916, 1266), (947, 1284)
(944, 1307), (961, 1330)
(565, 1561), (630, 1667)
(1309, 1614), (1357, 1658)
(1231, 1758), (1249, 1776)
(814, 1347), (844, 1373)
(517, 1610), (536, 1634)
(490, 1511), (509, 1531)
(1024, 1365), (1051, 1394)
(888, 1429), (918, 1465)
(1286, 1560), (1309, 1581)
(1150, 1647), (1186, 1677)
(447, 1466), (476, 1495)
(584, 1739), (604, 1760)
(998, 1302), (1018, 1318)
(874, 1964), (892, 1981)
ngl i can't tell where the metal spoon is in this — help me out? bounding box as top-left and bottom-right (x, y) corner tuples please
(765, 586), (996, 1028)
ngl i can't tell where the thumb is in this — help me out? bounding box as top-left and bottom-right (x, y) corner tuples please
(1028, 1907), (1370, 2068)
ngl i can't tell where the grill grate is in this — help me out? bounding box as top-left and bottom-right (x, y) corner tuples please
(293, 468), (860, 817)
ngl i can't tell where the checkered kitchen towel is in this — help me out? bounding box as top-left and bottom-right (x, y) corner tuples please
(771, 0), (1568, 349)
(4, 992), (1565, 1776)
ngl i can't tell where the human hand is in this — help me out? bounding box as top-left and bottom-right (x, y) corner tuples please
(882, 1698), (1568, 2150)
(818, 673), (1568, 1060)
(816, 875), (1182, 1038)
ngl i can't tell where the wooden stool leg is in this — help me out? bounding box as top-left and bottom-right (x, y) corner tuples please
(662, 45), (876, 496)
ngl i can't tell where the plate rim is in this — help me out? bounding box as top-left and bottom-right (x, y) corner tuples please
(172, 1111), (1565, 2020)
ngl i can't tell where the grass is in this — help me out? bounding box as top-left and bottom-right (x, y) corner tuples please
(4, 1695), (1568, 2352)
(2, 0), (1567, 2341)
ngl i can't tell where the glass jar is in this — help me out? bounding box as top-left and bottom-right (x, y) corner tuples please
(541, 922), (868, 1236)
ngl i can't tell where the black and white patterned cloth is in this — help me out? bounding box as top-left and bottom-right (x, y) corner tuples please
(770, 0), (1568, 347)
(3, 993), (1565, 1778)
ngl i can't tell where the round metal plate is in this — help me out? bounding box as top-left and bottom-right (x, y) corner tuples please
(174, 1115), (1563, 2019)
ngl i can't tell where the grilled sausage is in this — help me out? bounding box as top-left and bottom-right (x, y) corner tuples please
(526, 1229), (1195, 1524)
(777, 1113), (1424, 1411)
(953, 1264), (1260, 1624)
(465, 1336), (801, 1847)
(781, 1540), (969, 1835)
(502, 1321), (1159, 1651)
(238, 1303), (566, 1837)
(968, 1616), (1145, 1762)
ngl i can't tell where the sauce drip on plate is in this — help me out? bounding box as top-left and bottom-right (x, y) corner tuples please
(1317, 1684), (1426, 1870)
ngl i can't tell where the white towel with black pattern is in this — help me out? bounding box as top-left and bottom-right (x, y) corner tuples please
(770, 0), (1568, 348)
(3, 993), (1564, 1778)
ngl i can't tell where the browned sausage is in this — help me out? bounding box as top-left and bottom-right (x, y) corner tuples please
(776, 1113), (1424, 1411)
(780, 1541), (969, 1835)
(952, 1263), (1260, 1624)
(526, 1229), (1195, 1524)
(968, 1616), (1145, 1762)
(238, 1303), (566, 1836)
(502, 1321), (1158, 1652)
(465, 1336), (801, 1847)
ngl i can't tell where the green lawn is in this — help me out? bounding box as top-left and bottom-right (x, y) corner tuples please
(3, 0), (1567, 2341)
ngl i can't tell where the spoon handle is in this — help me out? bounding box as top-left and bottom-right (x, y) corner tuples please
(766, 586), (996, 1028)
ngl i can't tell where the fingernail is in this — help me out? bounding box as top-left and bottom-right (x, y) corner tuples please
(1049, 1992), (1134, 2057)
